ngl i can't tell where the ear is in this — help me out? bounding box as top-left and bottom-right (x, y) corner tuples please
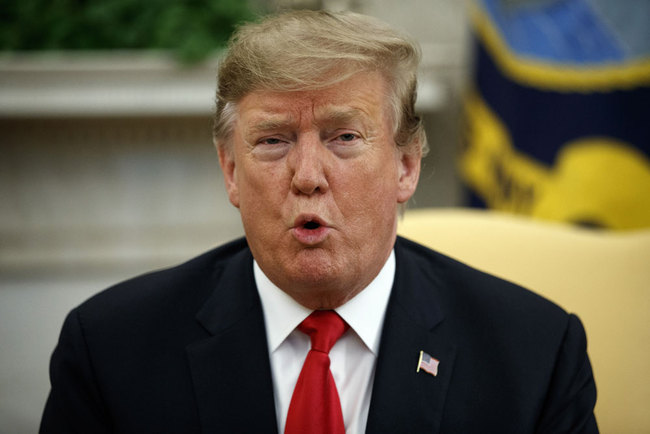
(217, 144), (240, 208)
(396, 149), (422, 204)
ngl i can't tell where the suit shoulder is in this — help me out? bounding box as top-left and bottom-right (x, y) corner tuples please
(75, 237), (251, 320)
(395, 236), (568, 324)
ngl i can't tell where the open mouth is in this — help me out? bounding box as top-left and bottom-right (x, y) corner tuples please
(303, 221), (321, 230)
(292, 216), (329, 244)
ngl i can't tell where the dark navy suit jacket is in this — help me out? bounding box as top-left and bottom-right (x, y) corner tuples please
(41, 237), (598, 433)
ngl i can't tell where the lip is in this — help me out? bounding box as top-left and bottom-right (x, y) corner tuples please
(291, 214), (331, 245)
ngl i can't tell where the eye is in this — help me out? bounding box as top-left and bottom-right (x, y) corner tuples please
(252, 136), (291, 160)
(338, 133), (358, 142)
(326, 131), (365, 158)
(259, 137), (284, 145)
(255, 136), (293, 149)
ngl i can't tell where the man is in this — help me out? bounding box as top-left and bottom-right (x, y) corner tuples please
(41, 10), (598, 434)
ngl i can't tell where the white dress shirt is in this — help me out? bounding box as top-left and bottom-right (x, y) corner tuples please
(254, 251), (395, 434)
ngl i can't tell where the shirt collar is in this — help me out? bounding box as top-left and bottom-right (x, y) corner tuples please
(255, 250), (395, 356)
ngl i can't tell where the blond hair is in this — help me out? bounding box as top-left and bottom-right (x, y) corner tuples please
(213, 10), (427, 156)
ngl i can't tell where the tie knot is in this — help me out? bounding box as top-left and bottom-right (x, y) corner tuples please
(298, 310), (349, 353)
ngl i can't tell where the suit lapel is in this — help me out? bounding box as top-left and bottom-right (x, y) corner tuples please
(366, 238), (457, 434)
(184, 237), (456, 433)
(186, 247), (278, 434)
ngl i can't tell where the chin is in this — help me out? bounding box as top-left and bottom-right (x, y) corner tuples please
(290, 258), (339, 286)
(282, 252), (345, 286)
(288, 280), (357, 310)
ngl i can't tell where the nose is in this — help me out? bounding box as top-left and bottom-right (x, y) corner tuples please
(289, 133), (330, 196)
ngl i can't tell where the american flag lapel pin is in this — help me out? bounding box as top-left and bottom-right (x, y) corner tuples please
(416, 350), (439, 377)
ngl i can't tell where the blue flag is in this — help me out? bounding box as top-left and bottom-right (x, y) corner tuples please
(461, 0), (650, 229)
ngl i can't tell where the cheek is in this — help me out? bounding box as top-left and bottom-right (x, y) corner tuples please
(338, 160), (400, 215)
(237, 160), (287, 211)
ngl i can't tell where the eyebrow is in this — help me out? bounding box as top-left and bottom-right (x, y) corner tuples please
(247, 117), (295, 134)
(245, 107), (371, 135)
(316, 107), (369, 126)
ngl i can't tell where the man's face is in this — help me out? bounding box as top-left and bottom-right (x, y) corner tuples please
(219, 71), (421, 309)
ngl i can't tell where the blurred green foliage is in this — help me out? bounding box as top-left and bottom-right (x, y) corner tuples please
(0, 0), (256, 62)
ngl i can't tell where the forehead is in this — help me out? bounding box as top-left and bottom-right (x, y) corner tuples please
(236, 71), (391, 127)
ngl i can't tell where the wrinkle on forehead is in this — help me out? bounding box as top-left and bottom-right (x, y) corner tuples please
(237, 71), (391, 137)
(244, 105), (380, 133)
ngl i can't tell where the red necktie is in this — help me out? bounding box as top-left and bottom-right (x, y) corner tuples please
(284, 310), (349, 434)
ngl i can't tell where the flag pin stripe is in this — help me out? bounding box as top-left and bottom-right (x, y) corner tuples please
(416, 350), (439, 377)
